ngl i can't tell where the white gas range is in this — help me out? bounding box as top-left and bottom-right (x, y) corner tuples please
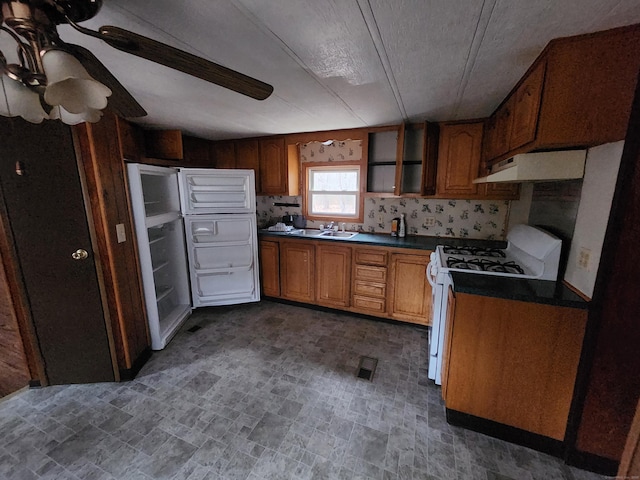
(426, 224), (562, 385)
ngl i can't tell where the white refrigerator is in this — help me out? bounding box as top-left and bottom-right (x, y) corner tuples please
(127, 165), (260, 350)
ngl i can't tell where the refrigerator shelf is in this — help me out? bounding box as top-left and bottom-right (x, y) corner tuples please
(148, 234), (166, 246)
(191, 238), (252, 246)
(152, 260), (170, 273)
(192, 264), (253, 274)
(155, 285), (175, 302)
(145, 211), (181, 229)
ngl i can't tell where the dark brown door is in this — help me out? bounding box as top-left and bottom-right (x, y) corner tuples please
(0, 118), (114, 385)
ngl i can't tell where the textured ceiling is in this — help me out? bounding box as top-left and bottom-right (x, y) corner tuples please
(3, 0), (640, 140)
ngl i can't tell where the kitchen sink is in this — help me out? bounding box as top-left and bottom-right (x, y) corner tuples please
(287, 229), (325, 237)
(319, 231), (359, 239)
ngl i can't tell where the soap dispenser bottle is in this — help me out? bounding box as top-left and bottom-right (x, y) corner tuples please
(399, 213), (406, 238)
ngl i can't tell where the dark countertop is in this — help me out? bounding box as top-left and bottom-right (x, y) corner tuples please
(450, 272), (589, 309)
(259, 230), (507, 251)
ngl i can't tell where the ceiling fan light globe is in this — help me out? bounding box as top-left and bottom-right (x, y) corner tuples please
(0, 74), (48, 123)
(49, 105), (103, 125)
(42, 49), (112, 114)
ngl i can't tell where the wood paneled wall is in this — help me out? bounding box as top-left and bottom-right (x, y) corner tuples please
(73, 112), (150, 375)
(0, 249), (30, 397)
(571, 67), (640, 464)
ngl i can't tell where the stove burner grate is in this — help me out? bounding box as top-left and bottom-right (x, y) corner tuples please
(443, 245), (506, 258)
(446, 257), (525, 275)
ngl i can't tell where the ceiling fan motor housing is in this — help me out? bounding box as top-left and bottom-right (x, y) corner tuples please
(1, 0), (102, 29)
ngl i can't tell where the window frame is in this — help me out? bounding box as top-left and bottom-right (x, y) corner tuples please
(303, 162), (365, 223)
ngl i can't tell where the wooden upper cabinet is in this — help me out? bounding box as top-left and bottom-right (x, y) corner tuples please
(436, 122), (484, 197)
(212, 141), (236, 169)
(483, 96), (513, 165)
(143, 129), (183, 160)
(394, 122), (440, 196)
(509, 61), (545, 151)
(236, 139), (260, 187)
(115, 117), (144, 161)
(316, 244), (351, 308)
(182, 135), (211, 166)
(537, 25), (640, 149)
(259, 137), (287, 195)
(236, 139), (260, 171)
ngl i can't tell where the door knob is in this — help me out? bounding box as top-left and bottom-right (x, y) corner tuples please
(71, 249), (89, 260)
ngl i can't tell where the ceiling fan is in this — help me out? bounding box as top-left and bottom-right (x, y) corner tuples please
(0, 0), (273, 123)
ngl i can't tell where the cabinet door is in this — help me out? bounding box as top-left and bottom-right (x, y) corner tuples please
(236, 139), (260, 177)
(212, 141), (236, 169)
(436, 122), (483, 197)
(280, 241), (315, 303)
(444, 293), (587, 440)
(367, 128), (399, 193)
(259, 137), (287, 194)
(259, 240), (280, 297)
(183, 136), (211, 166)
(484, 182), (520, 200)
(388, 252), (432, 325)
(509, 61), (545, 150)
(422, 122), (439, 195)
(396, 123), (439, 196)
(144, 130), (183, 160)
(483, 102), (513, 164)
(115, 117), (144, 161)
(316, 244), (351, 308)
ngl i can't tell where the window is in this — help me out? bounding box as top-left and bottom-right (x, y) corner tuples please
(305, 165), (362, 221)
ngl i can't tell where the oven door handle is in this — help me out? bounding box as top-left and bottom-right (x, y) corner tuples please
(426, 262), (436, 287)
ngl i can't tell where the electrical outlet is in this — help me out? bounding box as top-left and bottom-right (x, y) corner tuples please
(577, 247), (591, 271)
(424, 216), (436, 227)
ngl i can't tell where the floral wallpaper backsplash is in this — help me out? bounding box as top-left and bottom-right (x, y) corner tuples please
(299, 140), (363, 163)
(258, 196), (509, 240)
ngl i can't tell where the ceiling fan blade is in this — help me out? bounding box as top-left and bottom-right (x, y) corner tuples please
(98, 26), (274, 101)
(65, 43), (148, 118)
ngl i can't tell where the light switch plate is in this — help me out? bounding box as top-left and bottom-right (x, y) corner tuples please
(116, 223), (126, 243)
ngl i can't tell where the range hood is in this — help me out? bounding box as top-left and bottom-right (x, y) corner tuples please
(473, 150), (587, 183)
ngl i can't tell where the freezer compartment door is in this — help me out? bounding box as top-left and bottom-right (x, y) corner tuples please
(184, 214), (260, 307)
(179, 168), (256, 214)
(193, 244), (253, 270)
(192, 269), (259, 307)
(189, 216), (254, 244)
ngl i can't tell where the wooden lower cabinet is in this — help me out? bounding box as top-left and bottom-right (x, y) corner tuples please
(279, 240), (315, 303)
(260, 238), (434, 326)
(351, 247), (389, 316)
(444, 292), (587, 441)
(316, 244), (351, 308)
(259, 240), (280, 297)
(388, 252), (433, 326)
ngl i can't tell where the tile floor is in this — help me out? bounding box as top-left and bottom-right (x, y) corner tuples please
(0, 301), (610, 480)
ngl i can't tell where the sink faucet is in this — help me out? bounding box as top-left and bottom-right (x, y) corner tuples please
(324, 221), (335, 231)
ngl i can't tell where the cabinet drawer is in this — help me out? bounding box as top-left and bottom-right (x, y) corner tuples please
(354, 249), (388, 266)
(353, 280), (386, 298)
(353, 295), (386, 314)
(354, 265), (387, 283)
